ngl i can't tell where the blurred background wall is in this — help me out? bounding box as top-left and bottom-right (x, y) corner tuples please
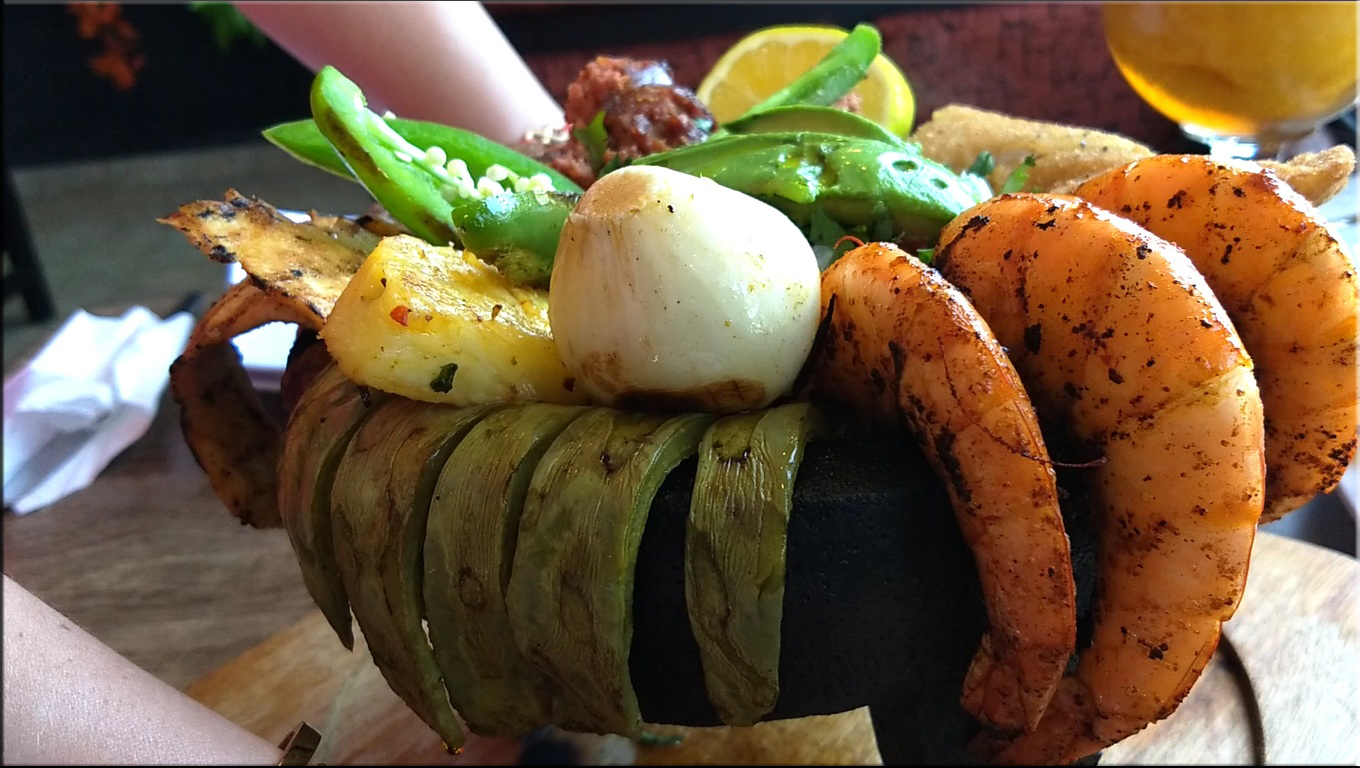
(4, 2), (1192, 170)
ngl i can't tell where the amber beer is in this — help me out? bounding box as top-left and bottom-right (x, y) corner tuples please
(1103, 2), (1357, 148)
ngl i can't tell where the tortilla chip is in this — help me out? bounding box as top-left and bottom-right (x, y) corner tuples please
(913, 104), (1155, 194)
(159, 191), (388, 527)
(159, 190), (378, 325)
(169, 280), (319, 527)
(1260, 145), (1356, 208)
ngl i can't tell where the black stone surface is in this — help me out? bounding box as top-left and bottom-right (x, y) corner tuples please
(626, 427), (1100, 763)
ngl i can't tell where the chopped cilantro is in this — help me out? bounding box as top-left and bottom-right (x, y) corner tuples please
(803, 209), (872, 270)
(867, 200), (894, 241)
(807, 207), (847, 249)
(956, 151), (997, 201)
(966, 151), (996, 177)
(1000, 156), (1037, 194)
(572, 111), (611, 177)
(429, 362), (460, 393)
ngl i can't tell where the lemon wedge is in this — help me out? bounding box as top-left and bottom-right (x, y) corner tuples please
(697, 25), (916, 137)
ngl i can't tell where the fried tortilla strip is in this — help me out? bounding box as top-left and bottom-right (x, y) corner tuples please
(1054, 145), (1357, 207)
(1260, 145), (1357, 207)
(169, 280), (317, 527)
(160, 191), (380, 527)
(159, 190), (377, 325)
(912, 104), (1154, 194)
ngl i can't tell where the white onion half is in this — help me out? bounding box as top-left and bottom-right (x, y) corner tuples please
(549, 165), (822, 414)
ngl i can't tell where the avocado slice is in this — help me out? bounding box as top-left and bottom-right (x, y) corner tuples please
(721, 104), (916, 150)
(330, 400), (498, 751)
(685, 402), (824, 726)
(277, 364), (388, 650)
(423, 403), (589, 736)
(506, 408), (715, 738)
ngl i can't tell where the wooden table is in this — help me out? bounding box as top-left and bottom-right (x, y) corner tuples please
(4, 367), (1357, 763)
(180, 530), (1360, 765)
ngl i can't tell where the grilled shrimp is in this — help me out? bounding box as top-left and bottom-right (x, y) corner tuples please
(935, 194), (1266, 765)
(1074, 154), (1358, 521)
(805, 242), (1076, 734)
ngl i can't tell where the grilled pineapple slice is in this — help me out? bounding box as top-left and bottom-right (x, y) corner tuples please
(321, 234), (589, 406)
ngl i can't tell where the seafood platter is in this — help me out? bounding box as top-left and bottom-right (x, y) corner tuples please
(161, 22), (1357, 765)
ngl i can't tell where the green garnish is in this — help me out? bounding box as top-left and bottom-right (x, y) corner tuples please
(430, 363), (459, 393)
(571, 111), (625, 178)
(1000, 156), (1037, 194)
(966, 150), (996, 177)
(572, 111), (610, 175)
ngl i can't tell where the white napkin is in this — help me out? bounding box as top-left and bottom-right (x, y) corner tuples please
(2, 306), (195, 515)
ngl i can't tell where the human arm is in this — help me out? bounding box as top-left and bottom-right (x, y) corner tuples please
(2, 573), (284, 766)
(235, 1), (565, 146)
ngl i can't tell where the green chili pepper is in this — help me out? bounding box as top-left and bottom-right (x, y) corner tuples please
(450, 191), (580, 289)
(264, 116), (581, 194)
(734, 23), (882, 121)
(307, 66), (575, 287)
(309, 65), (585, 252)
(263, 119), (356, 180)
(999, 155), (1038, 194)
(310, 65), (461, 245)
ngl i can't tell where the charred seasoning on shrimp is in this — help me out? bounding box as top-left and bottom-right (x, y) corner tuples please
(1075, 154), (1358, 522)
(935, 194), (1266, 765)
(805, 241), (1076, 735)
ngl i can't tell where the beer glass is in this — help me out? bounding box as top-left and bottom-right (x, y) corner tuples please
(1103, 2), (1358, 160)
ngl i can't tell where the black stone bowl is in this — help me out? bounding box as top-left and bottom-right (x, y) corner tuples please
(625, 429), (1100, 765)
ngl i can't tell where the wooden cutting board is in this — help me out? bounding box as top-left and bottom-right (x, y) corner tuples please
(186, 531), (1358, 764)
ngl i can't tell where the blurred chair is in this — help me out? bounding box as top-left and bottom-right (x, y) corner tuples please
(3, 163), (56, 323)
